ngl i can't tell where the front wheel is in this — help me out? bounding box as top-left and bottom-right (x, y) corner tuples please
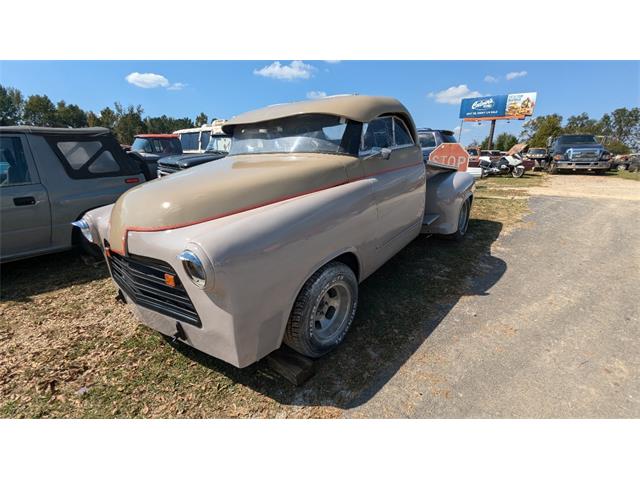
(284, 261), (358, 358)
(512, 166), (525, 178)
(548, 162), (558, 174)
(617, 164), (627, 171)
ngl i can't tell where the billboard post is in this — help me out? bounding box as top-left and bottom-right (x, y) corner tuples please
(487, 119), (496, 150)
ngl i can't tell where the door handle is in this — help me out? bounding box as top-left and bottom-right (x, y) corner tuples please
(13, 196), (36, 206)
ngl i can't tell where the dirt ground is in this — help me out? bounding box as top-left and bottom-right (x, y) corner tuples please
(1, 172), (638, 418)
(349, 172), (640, 417)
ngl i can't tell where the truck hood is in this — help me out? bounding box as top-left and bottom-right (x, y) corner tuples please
(158, 151), (228, 169)
(108, 152), (358, 253)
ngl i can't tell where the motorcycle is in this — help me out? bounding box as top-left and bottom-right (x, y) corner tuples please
(478, 143), (528, 178)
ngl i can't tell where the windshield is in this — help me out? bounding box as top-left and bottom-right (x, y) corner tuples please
(559, 135), (597, 144)
(132, 137), (182, 154)
(180, 132), (200, 151)
(530, 148), (546, 154)
(229, 114), (361, 156)
(206, 135), (232, 153)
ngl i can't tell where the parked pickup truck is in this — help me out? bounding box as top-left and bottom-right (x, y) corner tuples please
(0, 126), (145, 263)
(157, 121), (231, 177)
(77, 96), (474, 368)
(547, 134), (611, 174)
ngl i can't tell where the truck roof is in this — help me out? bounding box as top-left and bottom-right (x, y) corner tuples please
(0, 126), (111, 136)
(222, 95), (415, 135)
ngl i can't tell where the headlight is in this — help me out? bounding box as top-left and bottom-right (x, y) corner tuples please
(178, 250), (207, 288)
(71, 219), (93, 243)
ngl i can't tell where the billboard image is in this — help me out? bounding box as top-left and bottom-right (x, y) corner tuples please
(459, 92), (537, 120)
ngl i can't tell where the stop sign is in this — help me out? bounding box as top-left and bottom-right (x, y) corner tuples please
(428, 143), (469, 172)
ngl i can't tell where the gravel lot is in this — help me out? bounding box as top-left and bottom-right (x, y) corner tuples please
(349, 173), (640, 417)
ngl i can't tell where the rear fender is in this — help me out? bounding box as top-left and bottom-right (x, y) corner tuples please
(423, 171), (475, 235)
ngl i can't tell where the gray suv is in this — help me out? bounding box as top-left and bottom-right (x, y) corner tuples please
(0, 126), (145, 262)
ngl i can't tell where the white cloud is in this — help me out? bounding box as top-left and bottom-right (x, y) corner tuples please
(506, 70), (528, 80)
(306, 90), (327, 99)
(428, 84), (485, 105)
(484, 75), (499, 83)
(167, 82), (187, 91)
(125, 72), (169, 89)
(254, 60), (315, 80)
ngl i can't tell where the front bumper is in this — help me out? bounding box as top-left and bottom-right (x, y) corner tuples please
(555, 161), (609, 171)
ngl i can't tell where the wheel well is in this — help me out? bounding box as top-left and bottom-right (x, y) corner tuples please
(332, 252), (360, 281)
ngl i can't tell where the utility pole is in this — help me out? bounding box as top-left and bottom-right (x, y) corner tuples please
(487, 119), (496, 150)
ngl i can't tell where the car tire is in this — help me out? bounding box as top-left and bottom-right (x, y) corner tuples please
(595, 169), (605, 175)
(284, 261), (358, 358)
(617, 164), (627, 171)
(549, 162), (558, 174)
(445, 197), (471, 241)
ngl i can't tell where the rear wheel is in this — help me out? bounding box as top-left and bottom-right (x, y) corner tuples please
(616, 164), (627, 171)
(548, 162), (558, 174)
(445, 197), (471, 241)
(284, 261), (358, 358)
(512, 166), (525, 178)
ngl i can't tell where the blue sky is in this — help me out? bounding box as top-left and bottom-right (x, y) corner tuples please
(1, 61), (638, 144)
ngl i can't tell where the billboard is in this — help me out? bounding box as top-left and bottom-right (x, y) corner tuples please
(459, 92), (537, 121)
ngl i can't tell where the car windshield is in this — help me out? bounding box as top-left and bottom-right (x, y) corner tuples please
(205, 135), (232, 153)
(530, 148), (546, 154)
(229, 114), (360, 156)
(559, 135), (597, 144)
(132, 137), (181, 154)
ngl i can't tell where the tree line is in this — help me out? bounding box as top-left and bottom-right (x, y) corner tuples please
(469, 108), (639, 154)
(0, 84), (212, 144)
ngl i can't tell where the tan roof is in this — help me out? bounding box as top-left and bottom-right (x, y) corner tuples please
(222, 95), (415, 134)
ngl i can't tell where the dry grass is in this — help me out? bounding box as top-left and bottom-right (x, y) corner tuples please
(1, 185), (531, 418)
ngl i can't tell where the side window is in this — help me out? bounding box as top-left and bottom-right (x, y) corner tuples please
(393, 118), (414, 147)
(361, 117), (393, 154)
(52, 138), (126, 178)
(88, 151), (120, 174)
(0, 136), (32, 186)
(200, 131), (210, 150)
(57, 141), (102, 170)
(418, 132), (436, 148)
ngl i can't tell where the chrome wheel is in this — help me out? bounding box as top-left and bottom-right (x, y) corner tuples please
(311, 280), (352, 345)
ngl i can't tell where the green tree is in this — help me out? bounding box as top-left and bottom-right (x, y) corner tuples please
(22, 94), (57, 126)
(97, 106), (118, 129)
(610, 107), (640, 148)
(86, 111), (100, 127)
(520, 114), (564, 147)
(114, 103), (146, 144)
(564, 112), (600, 135)
(480, 132), (518, 151)
(55, 100), (87, 128)
(194, 112), (208, 126)
(0, 84), (24, 126)
(603, 139), (631, 155)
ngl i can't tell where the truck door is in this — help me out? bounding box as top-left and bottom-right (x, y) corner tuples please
(0, 134), (51, 260)
(359, 116), (426, 250)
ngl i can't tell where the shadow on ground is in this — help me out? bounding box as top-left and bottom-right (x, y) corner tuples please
(0, 250), (108, 302)
(168, 218), (506, 411)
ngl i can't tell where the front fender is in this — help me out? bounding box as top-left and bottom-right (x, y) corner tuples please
(423, 171), (475, 235)
(82, 204), (114, 248)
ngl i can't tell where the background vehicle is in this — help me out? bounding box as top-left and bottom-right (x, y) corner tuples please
(158, 121), (231, 176)
(129, 134), (182, 179)
(611, 153), (638, 171)
(546, 134), (611, 174)
(526, 147), (549, 170)
(174, 123), (216, 154)
(479, 143), (528, 178)
(0, 126), (145, 262)
(80, 96), (474, 368)
(416, 128), (458, 160)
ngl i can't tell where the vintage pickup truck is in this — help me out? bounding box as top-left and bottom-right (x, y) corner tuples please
(77, 95), (475, 368)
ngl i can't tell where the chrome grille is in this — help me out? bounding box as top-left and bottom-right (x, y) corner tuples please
(109, 252), (201, 327)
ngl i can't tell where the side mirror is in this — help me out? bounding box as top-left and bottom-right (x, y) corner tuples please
(381, 147), (392, 160)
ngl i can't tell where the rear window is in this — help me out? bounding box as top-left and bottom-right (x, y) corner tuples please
(418, 132), (436, 148)
(441, 132), (458, 143)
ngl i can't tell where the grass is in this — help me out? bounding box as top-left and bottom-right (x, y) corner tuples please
(608, 169), (640, 181)
(0, 184), (532, 418)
